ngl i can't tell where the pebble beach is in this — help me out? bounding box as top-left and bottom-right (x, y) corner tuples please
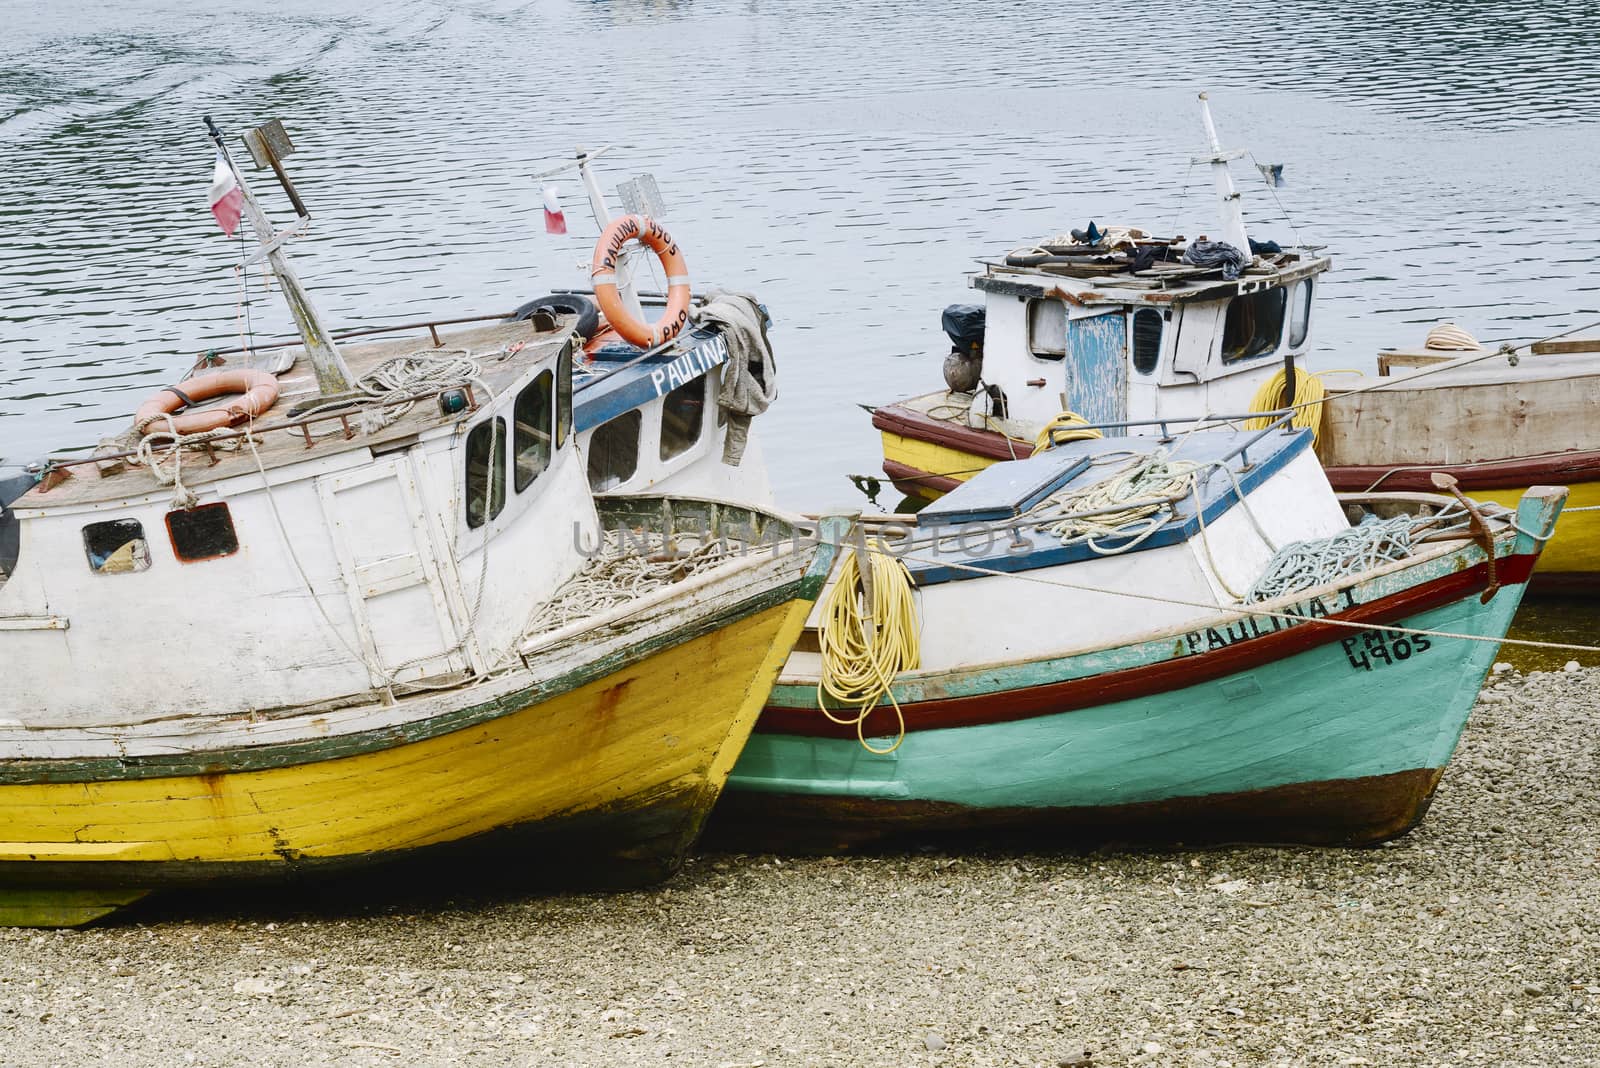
(1, 666), (1596, 1067)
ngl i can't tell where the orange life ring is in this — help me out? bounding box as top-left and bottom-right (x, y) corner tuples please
(590, 214), (691, 348)
(135, 369), (280, 436)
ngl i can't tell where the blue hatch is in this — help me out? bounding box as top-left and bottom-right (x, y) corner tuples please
(906, 427), (1313, 586)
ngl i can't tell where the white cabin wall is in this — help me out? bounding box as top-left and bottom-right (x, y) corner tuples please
(444, 414), (598, 662)
(0, 473), (380, 728)
(982, 293), (1063, 427)
(913, 545), (1218, 670)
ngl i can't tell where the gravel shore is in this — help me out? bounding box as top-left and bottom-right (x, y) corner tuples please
(2, 667), (1596, 1067)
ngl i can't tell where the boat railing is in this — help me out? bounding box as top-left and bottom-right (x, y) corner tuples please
(199, 311), (520, 365)
(1041, 409), (1301, 470)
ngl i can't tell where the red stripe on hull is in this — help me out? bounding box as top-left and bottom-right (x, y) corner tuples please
(871, 403), (1034, 461)
(759, 553), (1536, 739)
(881, 459), (960, 498)
(1325, 451), (1600, 493)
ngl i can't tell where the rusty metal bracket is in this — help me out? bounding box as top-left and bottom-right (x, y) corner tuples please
(1431, 472), (1499, 602)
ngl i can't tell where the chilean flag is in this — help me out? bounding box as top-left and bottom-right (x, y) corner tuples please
(542, 184), (567, 235)
(208, 152), (243, 236)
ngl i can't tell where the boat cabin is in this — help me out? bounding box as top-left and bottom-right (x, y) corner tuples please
(574, 302), (775, 507)
(966, 241), (1330, 431)
(0, 315), (598, 729)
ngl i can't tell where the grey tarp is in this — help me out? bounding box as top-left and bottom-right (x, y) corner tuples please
(692, 289), (777, 466)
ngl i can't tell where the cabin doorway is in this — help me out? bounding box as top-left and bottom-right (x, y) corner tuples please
(1065, 312), (1128, 426)
(316, 457), (469, 686)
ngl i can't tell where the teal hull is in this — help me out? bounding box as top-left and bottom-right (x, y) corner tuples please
(715, 534), (1548, 850)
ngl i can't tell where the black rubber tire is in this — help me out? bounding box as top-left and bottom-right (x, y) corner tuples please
(508, 293), (601, 340)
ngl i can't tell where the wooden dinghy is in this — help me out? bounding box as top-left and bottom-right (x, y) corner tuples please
(712, 425), (1566, 852)
(0, 120), (839, 927)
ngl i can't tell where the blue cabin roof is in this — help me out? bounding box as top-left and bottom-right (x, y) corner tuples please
(573, 325), (731, 432)
(905, 427), (1314, 586)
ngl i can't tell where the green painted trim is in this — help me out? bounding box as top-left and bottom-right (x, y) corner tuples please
(0, 575), (812, 786)
(0, 887), (150, 928)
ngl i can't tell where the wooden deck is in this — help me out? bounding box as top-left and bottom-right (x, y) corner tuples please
(21, 315), (574, 510)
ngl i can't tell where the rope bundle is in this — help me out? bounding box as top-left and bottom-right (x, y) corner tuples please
(529, 530), (732, 636)
(1032, 410), (1104, 454)
(816, 539), (921, 754)
(1244, 366), (1327, 441)
(1034, 451), (1202, 552)
(1244, 512), (1439, 603)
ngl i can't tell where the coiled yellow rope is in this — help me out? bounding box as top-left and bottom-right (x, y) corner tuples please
(1033, 410), (1104, 453)
(1244, 367), (1326, 440)
(816, 538), (921, 754)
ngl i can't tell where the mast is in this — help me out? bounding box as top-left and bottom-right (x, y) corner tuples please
(1192, 93), (1251, 255)
(203, 116), (355, 397)
(536, 145), (646, 326)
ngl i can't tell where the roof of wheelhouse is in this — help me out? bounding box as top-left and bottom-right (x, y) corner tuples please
(972, 239), (1330, 308)
(20, 314), (577, 511)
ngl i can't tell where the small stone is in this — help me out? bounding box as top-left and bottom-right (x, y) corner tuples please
(1522, 982), (1546, 996)
(1492, 661), (1512, 674)
(923, 1032), (946, 1052)
(1057, 1046), (1093, 1067)
(1563, 661), (1581, 673)
(1141, 1041), (1164, 1055)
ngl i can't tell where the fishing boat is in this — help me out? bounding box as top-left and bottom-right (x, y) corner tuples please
(713, 421), (1565, 851)
(867, 94), (1598, 589)
(0, 120), (837, 927)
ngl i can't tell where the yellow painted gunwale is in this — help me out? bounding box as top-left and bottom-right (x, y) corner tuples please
(0, 597), (810, 869)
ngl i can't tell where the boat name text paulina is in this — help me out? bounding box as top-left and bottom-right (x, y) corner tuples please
(650, 334), (729, 396)
(1179, 586), (1359, 656)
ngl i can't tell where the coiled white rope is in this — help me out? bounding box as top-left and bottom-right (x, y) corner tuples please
(528, 530), (734, 637)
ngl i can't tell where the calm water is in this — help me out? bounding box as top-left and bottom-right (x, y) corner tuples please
(3, 0), (1598, 654)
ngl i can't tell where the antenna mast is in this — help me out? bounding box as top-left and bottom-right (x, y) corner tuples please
(1192, 93), (1251, 255)
(203, 116), (355, 397)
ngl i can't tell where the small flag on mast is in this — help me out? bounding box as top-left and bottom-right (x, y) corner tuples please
(542, 184), (567, 235)
(208, 152), (243, 236)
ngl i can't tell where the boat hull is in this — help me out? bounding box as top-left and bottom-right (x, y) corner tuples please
(714, 553), (1536, 853)
(874, 399), (1599, 587)
(0, 593), (813, 924)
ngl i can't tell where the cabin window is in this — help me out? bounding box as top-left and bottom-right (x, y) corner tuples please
(587, 410), (641, 492)
(1027, 299), (1066, 360)
(166, 503), (239, 563)
(1131, 308), (1163, 375)
(514, 371), (554, 493)
(83, 519), (151, 575)
(1221, 288), (1288, 363)
(1288, 279), (1314, 348)
(465, 417), (507, 529)
(556, 347), (572, 449)
(660, 376), (707, 462)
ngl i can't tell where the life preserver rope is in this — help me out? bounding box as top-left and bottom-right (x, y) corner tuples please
(135, 369), (280, 436)
(589, 214), (691, 348)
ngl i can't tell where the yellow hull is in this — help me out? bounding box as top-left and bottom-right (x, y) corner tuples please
(879, 430), (1007, 501)
(1470, 480), (1600, 578)
(0, 596), (810, 923)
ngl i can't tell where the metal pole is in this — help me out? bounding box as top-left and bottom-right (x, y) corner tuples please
(204, 116), (355, 396)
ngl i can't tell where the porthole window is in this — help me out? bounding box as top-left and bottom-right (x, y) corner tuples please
(1221, 288), (1288, 363)
(1289, 279), (1314, 348)
(556, 347), (572, 449)
(166, 503), (239, 562)
(587, 410), (641, 492)
(1027, 299), (1066, 360)
(465, 417), (507, 529)
(1131, 308), (1163, 375)
(660, 376), (707, 462)
(514, 370), (554, 493)
(83, 519), (151, 574)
